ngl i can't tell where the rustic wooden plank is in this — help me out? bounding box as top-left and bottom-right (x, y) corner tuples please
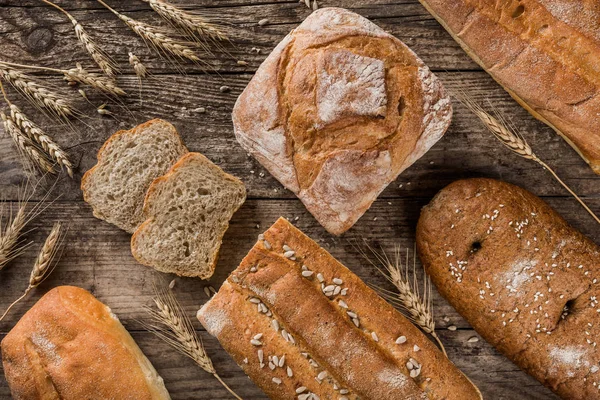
(0, 0), (480, 73)
(1, 72), (598, 202)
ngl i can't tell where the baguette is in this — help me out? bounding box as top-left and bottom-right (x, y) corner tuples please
(198, 217), (481, 399)
(416, 0), (600, 174)
(1, 286), (170, 400)
(417, 178), (600, 399)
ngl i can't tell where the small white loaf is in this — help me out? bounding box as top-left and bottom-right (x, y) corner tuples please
(233, 7), (452, 235)
(1, 286), (171, 400)
(81, 119), (188, 233)
(131, 152), (246, 279)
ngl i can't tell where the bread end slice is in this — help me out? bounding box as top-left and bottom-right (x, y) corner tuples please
(131, 152), (246, 279)
(81, 119), (188, 233)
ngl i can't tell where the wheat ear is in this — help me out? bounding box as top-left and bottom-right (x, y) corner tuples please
(97, 0), (199, 62)
(142, 0), (228, 45)
(40, 0), (119, 77)
(1, 111), (55, 175)
(0, 222), (64, 321)
(0, 65), (77, 122)
(455, 90), (600, 225)
(9, 104), (73, 177)
(0, 61), (126, 96)
(358, 241), (447, 357)
(142, 285), (242, 400)
(129, 53), (148, 79)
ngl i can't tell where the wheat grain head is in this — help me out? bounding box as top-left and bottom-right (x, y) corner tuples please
(64, 63), (126, 96)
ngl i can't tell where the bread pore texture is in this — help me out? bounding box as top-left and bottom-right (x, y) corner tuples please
(81, 119), (188, 233)
(233, 7), (452, 235)
(131, 152), (246, 279)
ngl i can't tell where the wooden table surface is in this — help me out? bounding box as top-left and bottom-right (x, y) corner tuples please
(0, 1), (598, 399)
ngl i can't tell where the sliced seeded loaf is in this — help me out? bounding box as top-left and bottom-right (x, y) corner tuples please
(197, 218), (481, 399)
(81, 119), (188, 233)
(131, 152), (246, 279)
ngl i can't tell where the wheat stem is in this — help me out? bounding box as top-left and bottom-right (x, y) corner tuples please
(143, 284), (242, 399)
(454, 90), (600, 225)
(40, 0), (119, 77)
(97, 0), (199, 62)
(0, 291), (29, 321)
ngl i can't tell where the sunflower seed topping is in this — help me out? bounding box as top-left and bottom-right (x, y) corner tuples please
(333, 278), (343, 285)
(302, 270), (314, 277)
(396, 336), (407, 344)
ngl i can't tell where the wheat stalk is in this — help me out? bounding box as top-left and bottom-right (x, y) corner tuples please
(357, 241), (447, 357)
(0, 221), (64, 321)
(0, 61), (126, 96)
(9, 104), (73, 178)
(142, 0), (228, 45)
(0, 65), (77, 122)
(454, 90), (600, 225)
(97, 0), (199, 63)
(41, 0), (119, 77)
(142, 284), (242, 400)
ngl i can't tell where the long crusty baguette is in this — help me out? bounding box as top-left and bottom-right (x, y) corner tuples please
(82, 119), (188, 233)
(416, 0), (600, 174)
(417, 178), (600, 399)
(131, 152), (246, 279)
(1, 286), (170, 400)
(197, 217), (481, 399)
(233, 7), (452, 235)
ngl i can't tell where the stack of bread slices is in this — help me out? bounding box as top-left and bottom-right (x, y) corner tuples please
(82, 119), (246, 279)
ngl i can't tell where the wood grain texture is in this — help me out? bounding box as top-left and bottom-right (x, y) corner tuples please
(0, 0), (598, 399)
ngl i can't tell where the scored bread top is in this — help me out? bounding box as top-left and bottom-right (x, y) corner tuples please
(0, 286), (170, 400)
(417, 0), (600, 174)
(81, 119), (188, 233)
(198, 217), (481, 399)
(131, 152), (246, 279)
(416, 178), (600, 400)
(233, 7), (452, 235)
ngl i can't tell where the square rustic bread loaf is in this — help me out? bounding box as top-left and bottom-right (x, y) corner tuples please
(197, 217), (481, 399)
(233, 7), (452, 235)
(131, 152), (246, 279)
(417, 0), (600, 174)
(417, 178), (600, 400)
(1, 286), (170, 399)
(81, 119), (188, 233)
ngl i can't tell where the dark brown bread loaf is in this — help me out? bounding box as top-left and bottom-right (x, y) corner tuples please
(417, 178), (600, 399)
(198, 217), (481, 400)
(417, 0), (600, 174)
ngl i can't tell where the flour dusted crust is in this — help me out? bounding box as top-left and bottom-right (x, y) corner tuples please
(197, 218), (481, 399)
(417, 179), (600, 399)
(1, 286), (170, 400)
(233, 8), (452, 235)
(417, 0), (600, 174)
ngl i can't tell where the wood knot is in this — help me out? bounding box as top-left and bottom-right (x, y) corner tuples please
(26, 27), (53, 54)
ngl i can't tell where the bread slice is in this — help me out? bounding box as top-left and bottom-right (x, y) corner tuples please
(81, 119), (188, 233)
(131, 152), (246, 279)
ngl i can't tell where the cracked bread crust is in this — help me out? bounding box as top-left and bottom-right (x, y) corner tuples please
(233, 8), (452, 235)
(417, 0), (600, 174)
(416, 179), (600, 399)
(198, 218), (481, 399)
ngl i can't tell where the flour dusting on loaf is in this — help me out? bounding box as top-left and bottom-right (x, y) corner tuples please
(233, 7), (452, 235)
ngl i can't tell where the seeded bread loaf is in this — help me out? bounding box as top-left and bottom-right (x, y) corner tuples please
(131, 152), (246, 279)
(416, 178), (600, 399)
(82, 119), (188, 233)
(1, 286), (170, 400)
(417, 0), (600, 174)
(233, 7), (452, 235)
(197, 218), (481, 399)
